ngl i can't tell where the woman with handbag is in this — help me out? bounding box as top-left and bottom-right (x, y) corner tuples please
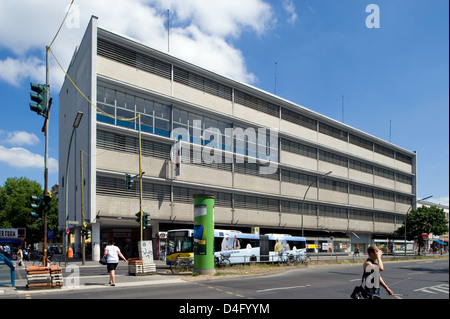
(363, 245), (394, 297)
(103, 239), (127, 286)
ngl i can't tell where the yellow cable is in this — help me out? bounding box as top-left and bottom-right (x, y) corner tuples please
(49, 0), (75, 48)
(48, 46), (139, 122)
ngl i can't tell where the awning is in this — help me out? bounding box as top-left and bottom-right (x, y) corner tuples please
(433, 239), (447, 245)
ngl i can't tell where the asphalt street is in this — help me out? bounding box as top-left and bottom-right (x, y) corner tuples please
(1, 258), (447, 300)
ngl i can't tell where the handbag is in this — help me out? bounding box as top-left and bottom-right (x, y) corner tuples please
(351, 285), (366, 299)
(351, 278), (381, 299)
(99, 255), (107, 265)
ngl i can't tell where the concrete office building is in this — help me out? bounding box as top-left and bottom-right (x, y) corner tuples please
(59, 17), (416, 261)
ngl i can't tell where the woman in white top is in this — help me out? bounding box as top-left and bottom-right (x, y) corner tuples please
(103, 239), (127, 286)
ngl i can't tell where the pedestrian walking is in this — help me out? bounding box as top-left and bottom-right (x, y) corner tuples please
(16, 246), (24, 267)
(103, 239), (127, 286)
(363, 245), (394, 298)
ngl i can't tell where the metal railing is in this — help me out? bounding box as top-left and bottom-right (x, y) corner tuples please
(0, 253), (15, 287)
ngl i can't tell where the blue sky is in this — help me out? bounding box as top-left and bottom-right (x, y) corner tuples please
(0, 0), (448, 205)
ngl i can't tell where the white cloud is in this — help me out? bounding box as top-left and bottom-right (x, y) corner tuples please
(0, 57), (45, 87)
(429, 197), (450, 207)
(152, 0), (275, 38)
(3, 131), (40, 146)
(0, 145), (58, 173)
(0, 0), (277, 90)
(282, 0), (297, 25)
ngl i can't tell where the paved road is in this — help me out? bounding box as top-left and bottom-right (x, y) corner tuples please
(3, 258), (447, 301)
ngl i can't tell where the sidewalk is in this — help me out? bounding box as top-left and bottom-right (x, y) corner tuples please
(1, 259), (184, 297)
(2, 253), (447, 297)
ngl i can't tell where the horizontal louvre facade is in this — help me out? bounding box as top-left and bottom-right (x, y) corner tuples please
(59, 19), (417, 262)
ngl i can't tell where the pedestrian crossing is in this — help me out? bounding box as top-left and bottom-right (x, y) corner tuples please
(414, 284), (449, 295)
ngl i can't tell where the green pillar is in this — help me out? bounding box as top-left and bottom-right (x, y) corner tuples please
(193, 194), (215, 275)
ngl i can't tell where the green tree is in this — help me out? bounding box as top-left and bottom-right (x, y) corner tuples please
(395, 206), (449, 253)
(0, 177), (59, 244)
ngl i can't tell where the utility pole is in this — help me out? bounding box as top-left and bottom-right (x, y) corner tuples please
(80, 149), (85, 265)
(43, 46), (50, 267)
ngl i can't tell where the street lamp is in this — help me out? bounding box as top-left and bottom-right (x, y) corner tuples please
(300, 170), (333, 237)
(64, 111), (83, 266)
(404, 195), (433, 256)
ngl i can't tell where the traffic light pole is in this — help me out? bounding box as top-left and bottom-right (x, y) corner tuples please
(139, 115), (144, 242)
(81, 149), (85, 265)
(42, 46), (50, 267)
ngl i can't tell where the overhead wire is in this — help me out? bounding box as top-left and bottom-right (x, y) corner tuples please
(48, 46), (139, 122)
(49, 0), (75, 49)
(47, 0), (138, 123)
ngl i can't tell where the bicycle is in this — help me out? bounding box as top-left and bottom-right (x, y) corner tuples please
(215, 252), (231, 268)
(277, 251), (294, 266)
(170, 256), (193, 273)
(32, 251), (55, 266)
(295, 250), (311, 266)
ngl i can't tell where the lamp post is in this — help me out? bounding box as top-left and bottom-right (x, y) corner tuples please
(301, 170), (333, 237)
(404, 195), (432, 256)
(64, 111), (83, 266)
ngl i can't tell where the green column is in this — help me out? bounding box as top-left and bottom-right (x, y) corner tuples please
(193, 194), (215, 275)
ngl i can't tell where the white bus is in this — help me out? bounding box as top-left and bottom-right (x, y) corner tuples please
(166, 228), (307, 265)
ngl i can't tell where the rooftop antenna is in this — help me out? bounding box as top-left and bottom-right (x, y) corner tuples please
(342, 95), (344, 123)
(275, 62), (277, 95)
(167, 9), (170, 52)
(389, 120), (392, 142)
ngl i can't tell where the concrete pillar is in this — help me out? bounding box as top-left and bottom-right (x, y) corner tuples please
(91, 222), (101, 261)
(74, 226), (81, 256)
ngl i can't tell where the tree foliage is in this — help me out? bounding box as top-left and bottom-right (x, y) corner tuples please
(395, 206), (449, 252)
(0, 177), (59, 244)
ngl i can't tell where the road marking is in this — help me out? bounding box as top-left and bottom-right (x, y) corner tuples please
(257, 285), (307, 293)
(414, 284), (449, 295)
(195, 282), (246, 298)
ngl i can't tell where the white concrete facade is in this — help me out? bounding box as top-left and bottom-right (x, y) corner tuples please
(59, 17), (417, 259)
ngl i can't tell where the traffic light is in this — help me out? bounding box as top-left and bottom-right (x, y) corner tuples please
(29, 83), (48, 117)
(42, 190), (52, 213)
(125, 174), (134, 189)
(135, 212), (141, 224)
(30, 195), (43, 218)
(82, 229), (91, 240)
(143, 212), (150, 229)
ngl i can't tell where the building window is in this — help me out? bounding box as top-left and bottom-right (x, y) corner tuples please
(319, 122), (348, 141)
(349, 134), (373, 151)
(97, 38), (171, 79)
(319, 150), (348, 167)
(281, 108), (317, 131)
(173, 67), (232, 101)
(234, 90), (279, 117)
(97, 85), (171, 137)
(374, 143), (395, 158)
(280, 138), (317, 159)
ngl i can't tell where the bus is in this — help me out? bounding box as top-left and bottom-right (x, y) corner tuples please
(374, 239), (415, 255)
(165, 229), (307, 265)
(166, 229), (194, 265)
